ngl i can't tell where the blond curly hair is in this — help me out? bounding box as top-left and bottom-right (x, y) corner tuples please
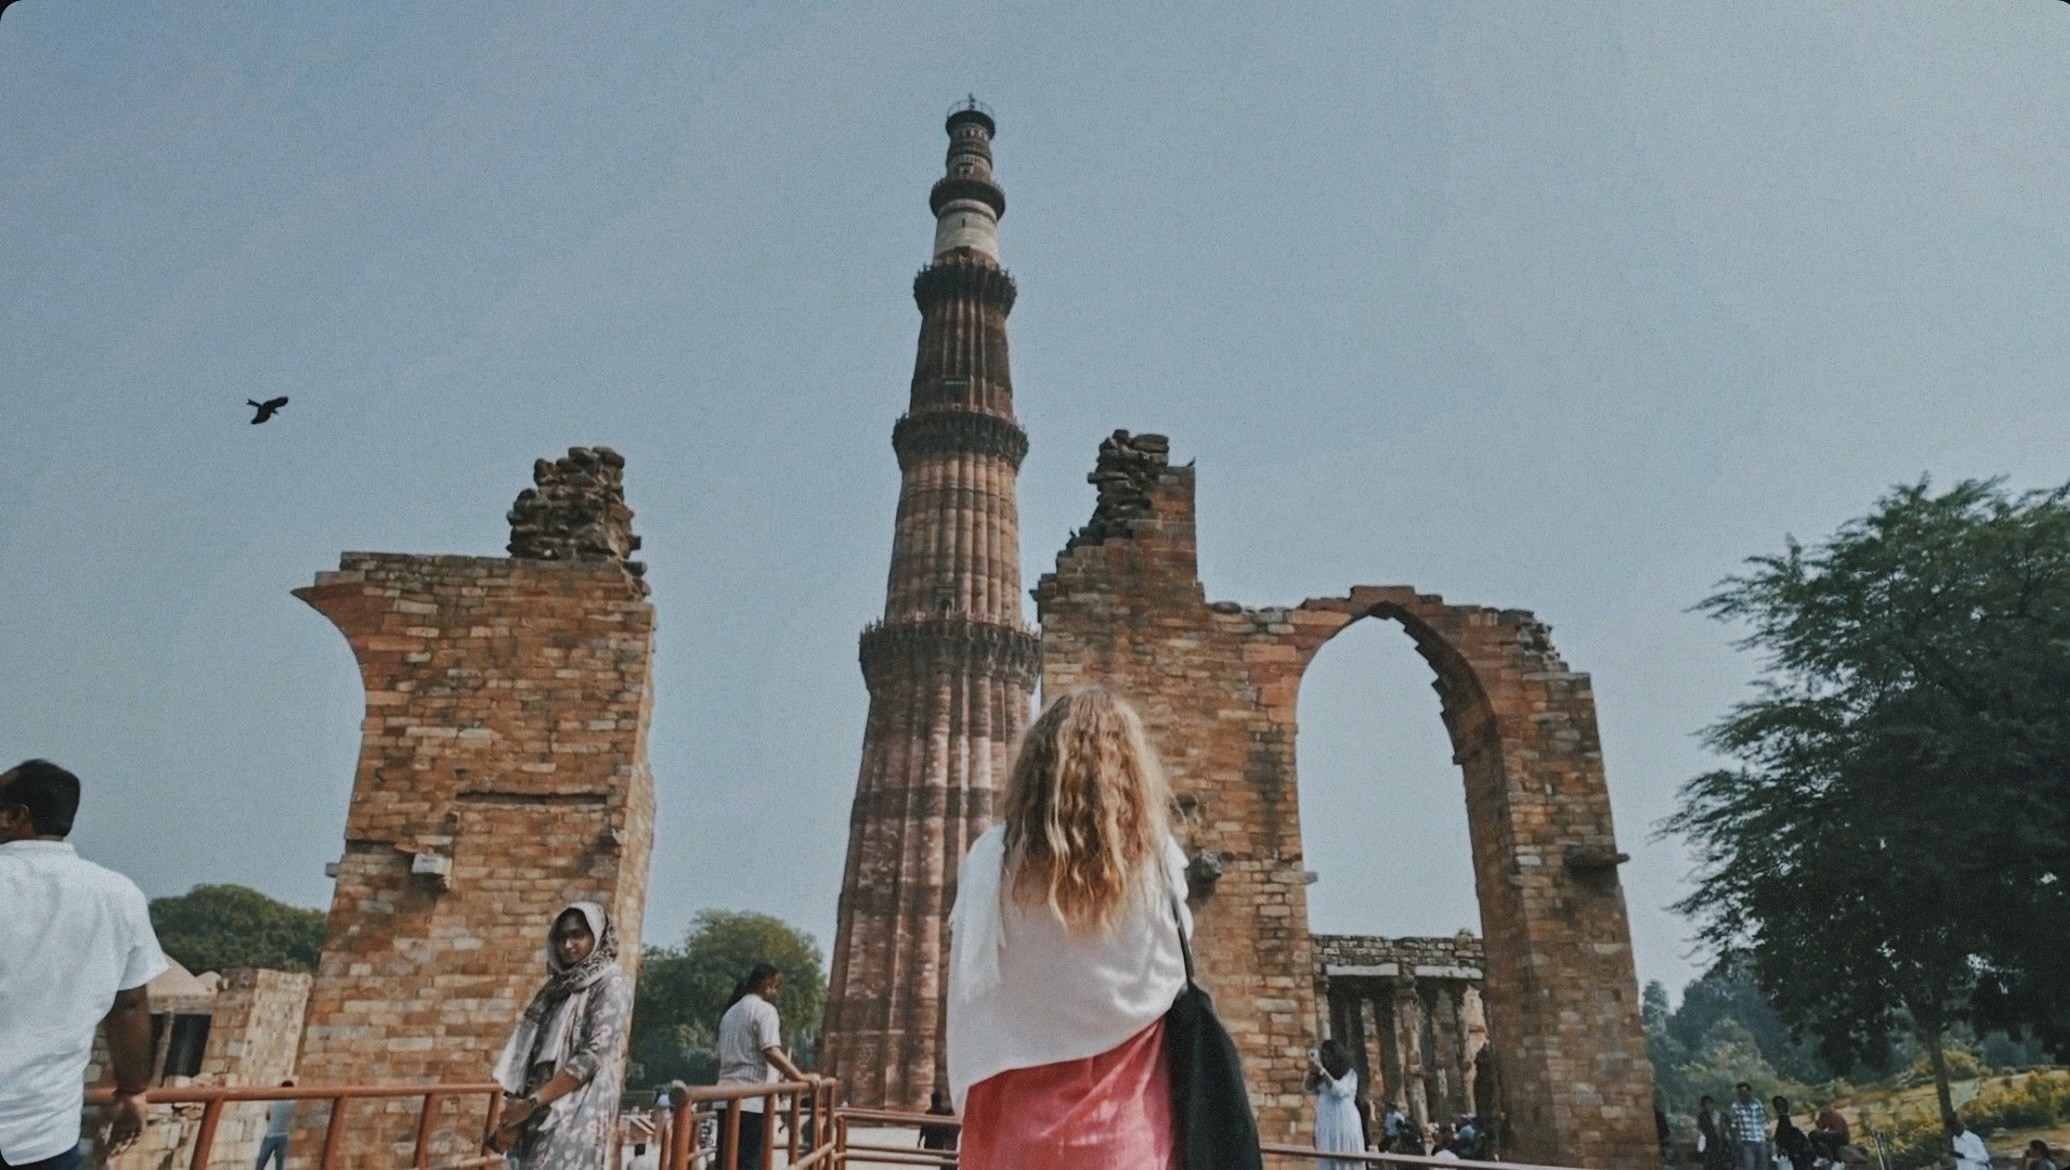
(999, 687), (1173, 930)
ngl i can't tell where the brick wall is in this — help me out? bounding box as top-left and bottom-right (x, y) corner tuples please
(289, 448), (656, 1166)
(95, 969), (311, 1170)
(196, 970), (311, 1170)
(1034, 432), (1658, 1169)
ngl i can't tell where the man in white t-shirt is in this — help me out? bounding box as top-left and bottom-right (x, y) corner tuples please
(1949, 1119), (1992, 1170)
(0, 760), (169, 1170)
(716, 965), (816, 1170)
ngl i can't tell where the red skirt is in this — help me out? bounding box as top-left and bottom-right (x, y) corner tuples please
(959, 1019), (1182, 1170)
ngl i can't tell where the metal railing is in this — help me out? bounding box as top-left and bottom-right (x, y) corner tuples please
(91, 1079), (1596, 1170)
(824, 1106), (961, 1168)
(658, 1080), (841, 1170)
(85, 1082), (505, 1170)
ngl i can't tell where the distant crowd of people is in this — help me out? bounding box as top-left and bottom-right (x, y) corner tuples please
(1684, 1082), (2058, 1170)
(1692, 1084), (1861, 1170)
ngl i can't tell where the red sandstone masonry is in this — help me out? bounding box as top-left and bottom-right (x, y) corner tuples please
(1034, 432), (1658, 1170)
(290, 449), (656, 1166)
(823, 109), (1038, 1110)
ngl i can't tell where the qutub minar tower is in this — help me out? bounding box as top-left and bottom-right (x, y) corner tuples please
(822, 101), (1040, 1108)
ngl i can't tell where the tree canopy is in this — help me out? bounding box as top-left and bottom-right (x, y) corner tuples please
(1663, 477), (2070, 1125)
(630, 909), (826, 1089)
(148, 884), (326, 973)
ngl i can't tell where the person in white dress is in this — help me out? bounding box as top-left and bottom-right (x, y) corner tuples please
(1306, 1039), (1364, 1170)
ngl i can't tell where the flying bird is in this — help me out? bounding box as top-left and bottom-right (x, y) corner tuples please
(246, 397), (288, 424)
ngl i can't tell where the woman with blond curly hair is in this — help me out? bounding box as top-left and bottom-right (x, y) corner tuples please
(946, 687), (1190, 1169)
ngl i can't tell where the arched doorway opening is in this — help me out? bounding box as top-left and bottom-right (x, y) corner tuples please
(1297, 614), (1492, 1139)
(1297, 616), (1480, 938)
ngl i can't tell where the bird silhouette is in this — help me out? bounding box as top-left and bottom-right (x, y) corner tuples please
(246, 397), (288, 424)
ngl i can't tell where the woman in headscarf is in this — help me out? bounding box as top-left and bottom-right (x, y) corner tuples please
(487, 902), (635, 1169)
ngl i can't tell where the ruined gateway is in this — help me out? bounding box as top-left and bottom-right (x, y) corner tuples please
(812, 107), (1657, 1165)
(279, 109), (1656, 1168)
(1034, 430), (1658, 1165)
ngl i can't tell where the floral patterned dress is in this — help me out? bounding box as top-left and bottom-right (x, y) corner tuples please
(508, 966), (636, 1170)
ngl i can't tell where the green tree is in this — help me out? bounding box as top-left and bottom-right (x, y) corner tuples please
(148, 884), (326, 973)
(1664, 478), (2070, 1129)
(1669, 961), (1844, 1085)
(1644, 980), (1696, 1110)
(629, 910), (825, 1090)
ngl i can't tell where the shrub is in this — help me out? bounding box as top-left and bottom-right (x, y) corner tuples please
(1873, 1109), (1948, 1170)
(1959, 1071), (2070, 1134)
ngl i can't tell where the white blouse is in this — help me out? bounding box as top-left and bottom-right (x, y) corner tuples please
(944, 825), (1192, 1113)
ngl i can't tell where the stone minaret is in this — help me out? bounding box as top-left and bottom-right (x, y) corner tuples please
(822, 102), (1040, 1108)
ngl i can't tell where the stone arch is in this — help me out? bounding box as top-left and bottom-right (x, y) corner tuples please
(1284, 589), (1647, 1163)
(1292, 603), (1496, 1132)
(1033, 433), (1658, 1169)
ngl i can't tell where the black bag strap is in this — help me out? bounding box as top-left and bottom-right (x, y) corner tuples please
(1169, 896), (1197, 984)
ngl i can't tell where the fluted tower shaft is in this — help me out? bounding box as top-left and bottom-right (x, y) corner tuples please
(823, 104), (1038, 1109)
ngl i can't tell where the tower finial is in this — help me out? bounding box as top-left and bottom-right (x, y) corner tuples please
(930, 99), (1004, 260)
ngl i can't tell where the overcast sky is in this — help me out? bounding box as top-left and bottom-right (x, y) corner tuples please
(5, 3), (2067, 1000)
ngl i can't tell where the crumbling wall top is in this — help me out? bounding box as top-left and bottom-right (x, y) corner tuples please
(1065, 429), (1174, 550)
(507, 446), (647, 592)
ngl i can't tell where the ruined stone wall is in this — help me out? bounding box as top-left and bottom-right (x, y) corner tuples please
(1033, 431), (1317, 1144)
(1034, 432), (1658, 1169)
(289, 447), (656, 1166)
(197, 970), (312, 1170)
(97, 969), (311, 1170)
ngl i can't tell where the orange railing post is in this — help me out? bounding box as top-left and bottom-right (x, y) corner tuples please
(412, 1090), (444, 1169)
(317, 1096), (347, 1170)
(186, 1098), (225, 1170)
(761, 1098), (776, 1168)
(787, 1086), (802, 1161)
(483, 1086), (506, 1157)
(725, 1097), (746, 1170)
(669, 1098), (694, 1170)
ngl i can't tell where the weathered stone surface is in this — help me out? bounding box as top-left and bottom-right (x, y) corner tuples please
(93, 969), (311, 1170)
(290, 454), (657, 1165)
(1033, 435), (1658, 1169)
(506, 445), (646, 592)
(823, 109), (1036, 1110)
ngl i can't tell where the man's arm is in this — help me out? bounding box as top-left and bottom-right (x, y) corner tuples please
(761, 1045), (814, 1083)
(756, 1002), (817, 1083)
(103, 986), (154, 1147)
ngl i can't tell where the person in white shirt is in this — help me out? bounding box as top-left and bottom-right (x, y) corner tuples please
(0, 759), (169, 1170)
(716, 965), (814, 1170)
(945, 687), (1192, 1169)
(1949, 1119), (1992, 1170)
